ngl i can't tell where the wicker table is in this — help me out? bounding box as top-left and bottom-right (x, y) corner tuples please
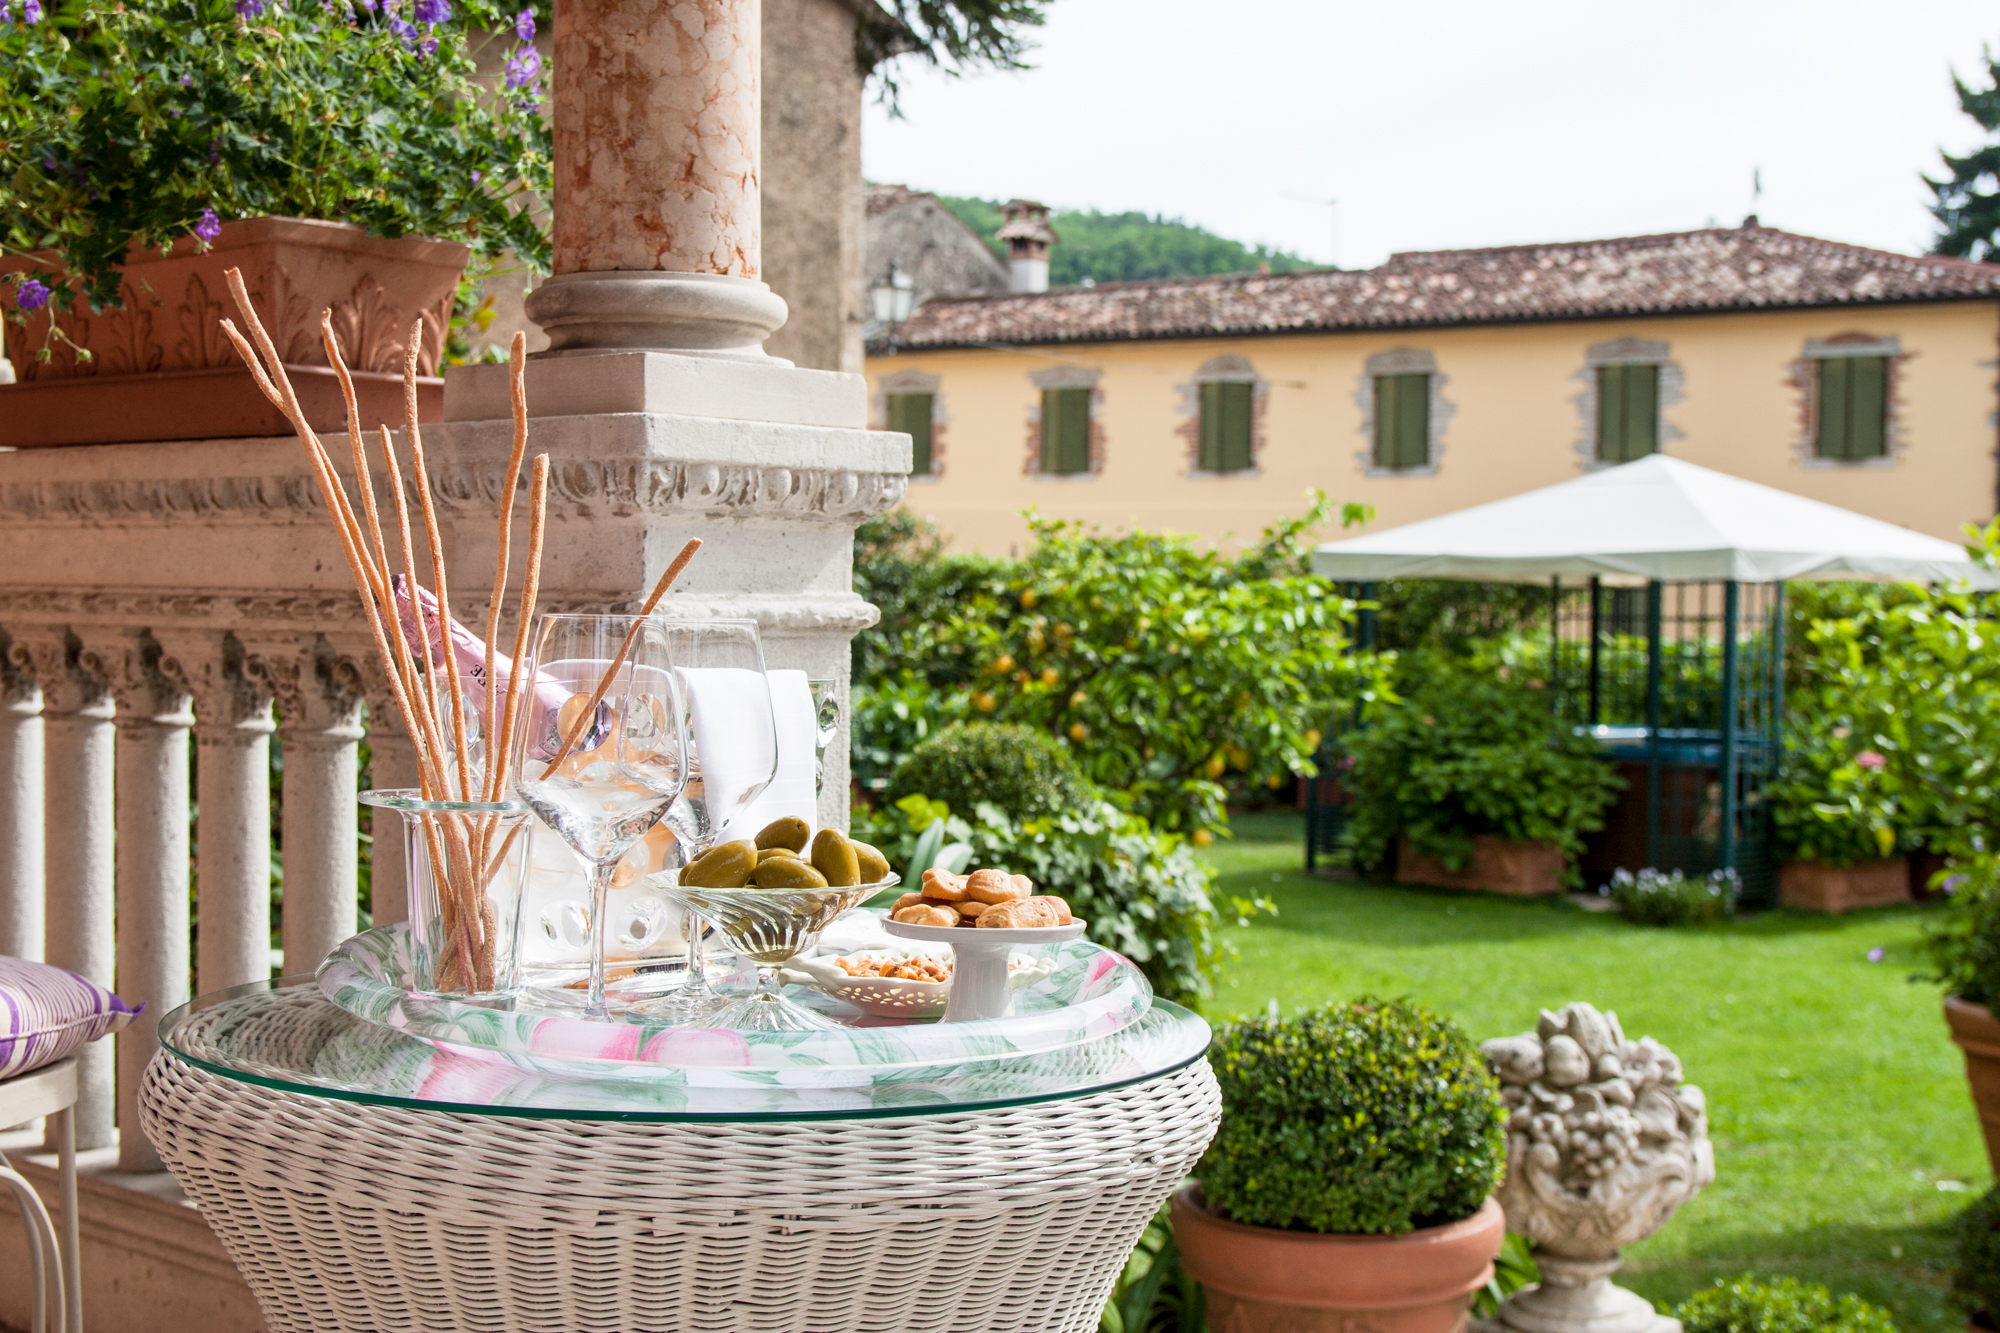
(140, 979), (1218, 1333)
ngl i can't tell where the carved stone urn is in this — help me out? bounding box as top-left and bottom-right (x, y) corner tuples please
(0, 217), (469, 446)
(1470, 1003), (1714, 1333)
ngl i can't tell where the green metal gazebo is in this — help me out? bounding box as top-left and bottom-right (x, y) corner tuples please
(1305, 455), (1992, 904)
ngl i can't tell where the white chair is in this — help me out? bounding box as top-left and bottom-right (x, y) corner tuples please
(0, 1056), (80, 1333)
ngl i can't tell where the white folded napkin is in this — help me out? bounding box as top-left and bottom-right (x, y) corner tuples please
(720, 668), (817, 842)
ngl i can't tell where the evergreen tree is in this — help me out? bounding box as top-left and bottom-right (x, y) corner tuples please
(935, 195), (1317, 286)
(1929, 49), (2000, 261)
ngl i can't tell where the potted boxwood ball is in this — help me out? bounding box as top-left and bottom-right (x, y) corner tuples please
(1172, 996), (1507, 1333)
(1927, 856), (2000, 1174)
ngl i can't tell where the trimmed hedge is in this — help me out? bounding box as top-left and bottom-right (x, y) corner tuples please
(1197, 997), (1504, 1235)
(1672, 1276), (1899, 1333)
(888, 722), (1095, 822)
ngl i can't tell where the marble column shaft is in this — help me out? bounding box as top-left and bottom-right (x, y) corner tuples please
(264, 640), (362, 977)
(181, 632), (276, 996)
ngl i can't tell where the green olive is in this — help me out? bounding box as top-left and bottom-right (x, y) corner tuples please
(755, 816), (811, 853)
(756, 847), (804, 865)
(753, 856), (830, 889)
(811, 828), (861, 887)
(852, 841), (891, 884)
(680, 840), (757, 888)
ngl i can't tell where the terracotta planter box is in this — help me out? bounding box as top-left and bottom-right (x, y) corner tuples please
(1396, 837), (1564, 897)
(1172, 1187), (1504, 1333)
(1777, 857), (1910, 913)
(0, 217), (469, 446)
(1946, 996), (2000, 1176)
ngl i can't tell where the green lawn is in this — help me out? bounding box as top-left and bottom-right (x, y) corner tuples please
(1196, 812), (1992, 1333)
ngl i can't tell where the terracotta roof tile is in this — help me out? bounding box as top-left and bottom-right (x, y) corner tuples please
(870, 225), (2000, 352)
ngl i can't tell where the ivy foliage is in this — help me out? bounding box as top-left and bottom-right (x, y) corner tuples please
(1671, 1276), (1900, 1333)
(1197, 997), (1505, 1235)
(1926, 850), (2000, 1008)
(1341, 642), (1623, 880)
(853, 791), (1247, 1006)
(2, 0), (551, 311)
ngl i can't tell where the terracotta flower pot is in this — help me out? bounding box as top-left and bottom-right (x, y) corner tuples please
(1777, 856), (1911, 913)
(1171, 1186), (1505, 1333)
(0, 217), (469, 447)
(1396, 837), (1564, 897)
(1946, 996), (2000, 1175)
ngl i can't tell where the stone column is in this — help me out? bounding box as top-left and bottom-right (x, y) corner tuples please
(0, 632), (45, 961)
(254, 638), (363, 976)
(104, 630), (193, 1174)
(27, 631), (117, 1151)
(525, 0), (788, 355)
(361, 667), (420, 928)
(171, 631), (276, 995)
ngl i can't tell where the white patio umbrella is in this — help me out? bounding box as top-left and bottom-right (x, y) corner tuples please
(1310, 454), (1996, 586)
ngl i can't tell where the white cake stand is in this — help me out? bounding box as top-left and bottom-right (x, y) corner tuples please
(881, 918), (1089, 1022)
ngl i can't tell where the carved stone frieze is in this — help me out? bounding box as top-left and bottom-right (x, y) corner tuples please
(0, 460), (907, 527)
(1472, 1003), (1713, 1333)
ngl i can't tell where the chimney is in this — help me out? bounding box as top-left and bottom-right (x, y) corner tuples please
(997, 199), (1059, 294)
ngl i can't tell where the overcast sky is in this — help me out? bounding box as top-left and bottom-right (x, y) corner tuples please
(860, 0), (2000, 269)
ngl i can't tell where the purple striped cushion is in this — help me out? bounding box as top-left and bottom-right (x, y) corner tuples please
(0, 957), (139, 1080)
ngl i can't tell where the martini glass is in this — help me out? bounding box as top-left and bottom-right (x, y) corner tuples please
(635, 619), (778, 1022)
(512, 614), (687, 1018)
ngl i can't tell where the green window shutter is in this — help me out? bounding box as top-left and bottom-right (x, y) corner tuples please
(1041, 387), (1092, 475)
(1847, 356), (1887, 458)
(1200, 380), (1254, 472)
(1373, 374), (1430, 469)
(1816, 357), (1853, 459)
(887, 393), (934, 475)
(1597, 364), (1659, 462)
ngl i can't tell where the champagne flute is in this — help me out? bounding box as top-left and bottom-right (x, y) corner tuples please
(512, 613), (687, 1018)
(637, 618), (779, 1021)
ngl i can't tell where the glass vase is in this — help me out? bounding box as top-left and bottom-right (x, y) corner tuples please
(360, 789), (534, 1002)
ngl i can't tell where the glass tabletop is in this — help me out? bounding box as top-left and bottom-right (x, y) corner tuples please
(158, 978), (1211, 1122)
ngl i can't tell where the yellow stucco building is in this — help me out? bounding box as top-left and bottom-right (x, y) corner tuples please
(863, 222), (2000, 553)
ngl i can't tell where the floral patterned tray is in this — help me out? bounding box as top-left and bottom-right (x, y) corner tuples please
(316, 917), (1153, 1084)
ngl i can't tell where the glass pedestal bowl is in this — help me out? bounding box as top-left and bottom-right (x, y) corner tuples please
(662, 875), (898, 1031)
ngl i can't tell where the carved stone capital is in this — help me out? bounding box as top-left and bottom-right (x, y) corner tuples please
(245, 635), (365, 742)
(81, 628), (196, 730)
(155, 630), (276, 739)
(0, 626), (40, 708)
(13, 629), (112, 718)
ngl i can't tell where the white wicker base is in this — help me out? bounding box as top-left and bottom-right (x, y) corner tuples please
(140, 1050), (1219, 1333)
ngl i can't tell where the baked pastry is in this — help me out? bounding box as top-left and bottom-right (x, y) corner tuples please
(920, 869), (971, 901)
(891, 903), (959, 928)
(964, 869), (1028, 905)
(976, 897), (1060, 929)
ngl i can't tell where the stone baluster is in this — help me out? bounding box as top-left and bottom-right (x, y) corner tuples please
(252, 637), (363, 976)
(169, 631), (277, 995)
(100, 629), (194, 1174)
(0, 631), (44, 961)
(361, 666), (420, 928)
(25, 630), (117, 1150)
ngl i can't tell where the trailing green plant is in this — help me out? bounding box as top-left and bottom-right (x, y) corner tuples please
(853, 791), (1253, 1005)
(1605, 867), (1739, 927)
(1196, 996), (1505, 1235)
(1342, 646), (1622, 882)
(1471, 1233), (1540, 1321)
(1926, 851), (2000, 1007)
(852, 497), (1380, 837)
(2, 0), (551, 330)
(889, 721), (1095, 822)
(1670, 1275), (1899, 1333)
(1957, 1184), (2000, 1323)
(1098, 1202), (1202, 1333)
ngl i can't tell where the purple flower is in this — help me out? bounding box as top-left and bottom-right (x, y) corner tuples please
(179, 73), (193, 87)
(470, 169), (482, 183)
(21, 0), (44, 22)
(193, 207), (222, 245)
(389, 16), (416, 43)
(412, 0), (449, 21)
(41, 156), (55, 172)
(503, 45), (540, 88)
(236, 0), (265, 16)
(15, 279), (51, 313)
(1855, 750), (1886, 769)
(1866, 947), (1885, 963)
(514, 7), (532, 40)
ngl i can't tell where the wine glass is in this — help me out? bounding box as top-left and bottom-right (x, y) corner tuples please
(636, 619), (779, 1021)
(512, 613), (688, 1018)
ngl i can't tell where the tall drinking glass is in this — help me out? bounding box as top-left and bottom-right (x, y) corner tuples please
(512, 614), (687, 1018)
(636, 618), (779, 1022)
